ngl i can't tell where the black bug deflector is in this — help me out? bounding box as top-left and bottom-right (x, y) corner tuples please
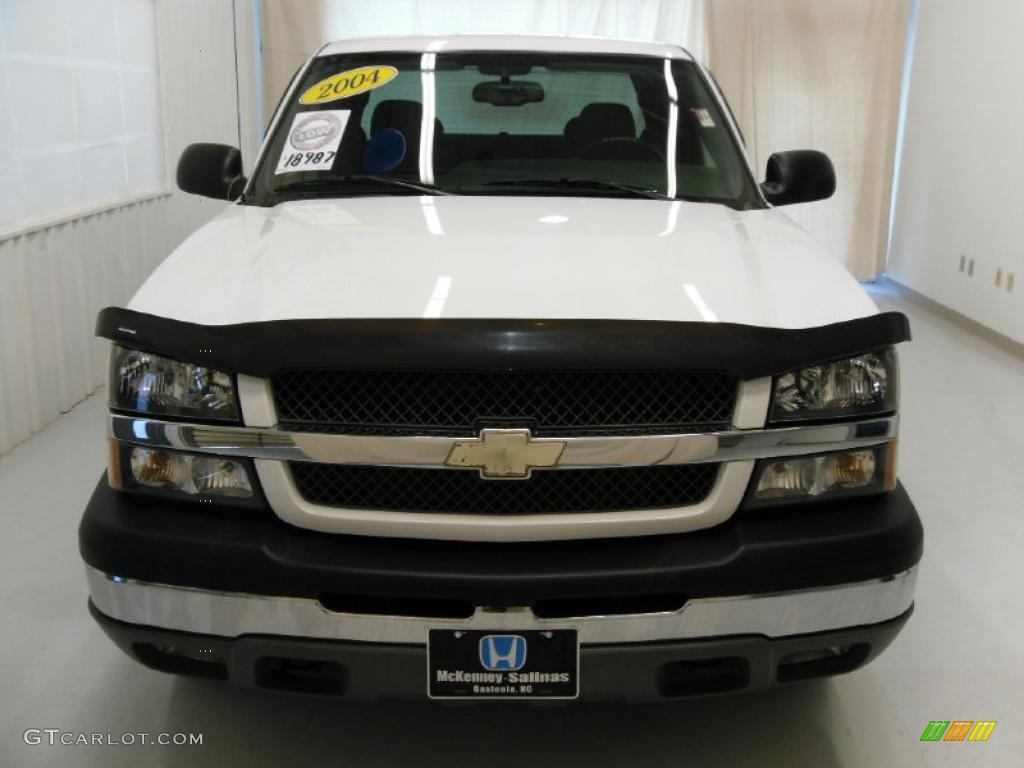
(95, 307), (911, 379)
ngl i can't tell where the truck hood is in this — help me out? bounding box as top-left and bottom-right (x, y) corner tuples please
(130, 196), (877, 328)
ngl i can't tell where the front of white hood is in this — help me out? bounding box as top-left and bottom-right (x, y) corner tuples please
(130, 196), (877, 328)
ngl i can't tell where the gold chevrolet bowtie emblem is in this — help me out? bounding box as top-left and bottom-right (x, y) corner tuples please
(445, 429), (567, 479)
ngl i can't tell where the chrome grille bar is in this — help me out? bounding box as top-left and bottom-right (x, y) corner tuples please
(109, 413), (898, 470)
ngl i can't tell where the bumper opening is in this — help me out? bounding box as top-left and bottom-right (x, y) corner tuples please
(776, 643), (871, 683)
(533, 593), (689, 620)
(657, 656), (749, 697)
(319, 593), (475, 620)
(132, 642), (228, 680)
(254, 657), (348, 696)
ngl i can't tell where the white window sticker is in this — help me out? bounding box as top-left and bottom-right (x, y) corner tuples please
(275, 110), (351, 174)
(692, 108), (716, 128)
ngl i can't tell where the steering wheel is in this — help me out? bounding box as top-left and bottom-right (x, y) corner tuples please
(578, 137), (665, 162)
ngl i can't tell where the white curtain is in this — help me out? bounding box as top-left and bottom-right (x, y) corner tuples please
(261, 0), (708, 121)
(707, 0), (911, 280)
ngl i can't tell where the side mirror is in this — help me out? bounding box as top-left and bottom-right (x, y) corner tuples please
(761, 150), (836, 206)
(176, 143), (246, 200)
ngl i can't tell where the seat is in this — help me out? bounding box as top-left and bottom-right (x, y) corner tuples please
(369, 100), (445, 174)
(639, 106), (706, 165)
(334, 122), (366, 175)
(564, 102), (637, 152)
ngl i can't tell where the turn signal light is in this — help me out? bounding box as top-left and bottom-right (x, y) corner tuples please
(108, 441), (261, 508)
(746, 443), (896, 508)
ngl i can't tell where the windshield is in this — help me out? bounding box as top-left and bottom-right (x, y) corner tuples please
(246, 52), (764, 209)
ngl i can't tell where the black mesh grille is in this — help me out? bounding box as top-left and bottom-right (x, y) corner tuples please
(288, 462), (720, 515)
(273, 370), (736, 436)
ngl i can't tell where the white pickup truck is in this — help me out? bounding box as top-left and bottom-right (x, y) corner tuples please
(81, 35), (921, 701)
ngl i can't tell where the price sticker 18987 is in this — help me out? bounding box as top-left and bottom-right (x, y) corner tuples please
(279, 150), (337, 170)
(275, 110), (350, 175)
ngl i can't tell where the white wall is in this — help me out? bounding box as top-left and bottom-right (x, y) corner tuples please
(888, 0), (1024, 344)
(0, 0), (261, 454)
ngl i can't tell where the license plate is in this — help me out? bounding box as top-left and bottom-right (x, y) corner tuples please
(428, 629), (579, 699)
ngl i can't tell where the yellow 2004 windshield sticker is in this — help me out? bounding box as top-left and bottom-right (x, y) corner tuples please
(300, 65), (398, 105)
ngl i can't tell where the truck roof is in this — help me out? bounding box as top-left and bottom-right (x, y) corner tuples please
(317, 34), (693, 61)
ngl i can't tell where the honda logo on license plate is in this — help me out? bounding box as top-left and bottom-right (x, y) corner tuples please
(479, 634), (528, 671)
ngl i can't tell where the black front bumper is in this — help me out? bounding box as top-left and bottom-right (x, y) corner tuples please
(79, 478), (922, 606)
(81, 478), (922, 700)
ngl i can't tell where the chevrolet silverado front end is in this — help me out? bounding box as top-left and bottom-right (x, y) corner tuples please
(80, 35), (922, 701)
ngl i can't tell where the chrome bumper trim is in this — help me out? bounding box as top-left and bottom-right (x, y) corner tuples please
(86, 565), (917, 646)
(108, 414), (898, 470)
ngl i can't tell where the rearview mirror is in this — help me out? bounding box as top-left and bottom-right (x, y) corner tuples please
(477, 63), (533, 76)
(761, 150), (836, 206)
(472, 79), (544, 107)
(177, 143), (246, 200)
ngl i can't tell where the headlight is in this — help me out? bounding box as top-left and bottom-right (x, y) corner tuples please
(108, 442), (260, 507)
(770, 349), (897, 423)
(744, 443), (896, 508)
(109, 344), (239, 421)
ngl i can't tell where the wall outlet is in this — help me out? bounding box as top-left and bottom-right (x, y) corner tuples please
(1008, 273), (1015, 293)
(968, 258), (975, 277)
(959, 254), (966, 273)
(995, 268), (1003, 287)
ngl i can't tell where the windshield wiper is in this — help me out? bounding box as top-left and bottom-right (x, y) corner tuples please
(272, 175), (450, 199)
(481, 177), (672, 201)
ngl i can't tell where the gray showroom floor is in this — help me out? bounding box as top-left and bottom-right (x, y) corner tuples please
(1, 285), (1022, 767)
